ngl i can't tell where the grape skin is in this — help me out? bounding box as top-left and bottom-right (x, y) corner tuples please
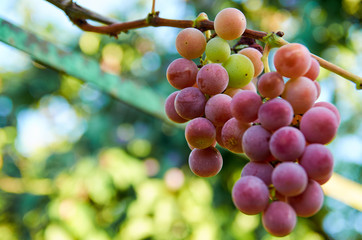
(175, 28), (206, 59)
(222, 54), (255, 88)
(303, 57), (320, 81)
(242, 125), (273, 162)
(166, 58), (198, 89)
(230, 90), (262, 123)
(257, 72), (285, 99)
(258, 98), (293, 131)
(205, 37), (230, 63)
(313, 101), (341, 124)
(205, 94), (233, 126)
(185, 117), (216, 149)
(197, 63), (229, 95)
(232, 176), (269, 215)
(288, 180), (324, 217)
(272, 162), (308, 197)
(214, 8), (247, 40)
(221, 118), (250, 153)
(174, 87), (206, 120)
(241, 161), (274, 186)
(238, 47), (264, 77)
(300, 107), (339, 144)
(164, 91), (188, 123)
(188, 147), (223, 177)
(269, 126), (306, 162)
(262, 201), (297, 237)
(274, 43), (311, 78)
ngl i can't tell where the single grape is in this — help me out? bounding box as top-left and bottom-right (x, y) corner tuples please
(281, 76), (318, 114)
(164, 91), (188, 123)
(313, 101), (340, 124)
(205, 94), (233, 126)
(197, 63), (229, 95)
(241, 161), (274, 186)
(303, 57), (320, 81)
(238, 47), (264, 77)
(272, 162), (308, 197)
(230, 90), (262, 123)
(175, 28), (206, 59)
(222, 54), (254, 88)
(221, 118), (250, 153)
(215, 125), (226, 148)
(269, 126), (306, 162)
(258, 98), (293, 131)
(174, 87), (206, 120)
(299, 144), (334, 183)
(232, 176), (269, 215)
(214, 8), (247, 40)
(241, 81), (257, 92)
(188, 146), (223, 177)
(274, 43), (312, 78)
(315, 80), (321, 99)
(205, 37), (231, 63)
(166, 58), (198, 89)
(242, 125), (273, 162)
(185, 117), (216, 149)
(223, 88), (242, 97)
(262, 201), (297, 237)
(288, 180), (324, 217)
(257, 72), (285, 99)
(300, 107), (339, 144)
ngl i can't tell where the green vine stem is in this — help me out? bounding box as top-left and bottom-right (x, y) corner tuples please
(261, 43), (271, 73)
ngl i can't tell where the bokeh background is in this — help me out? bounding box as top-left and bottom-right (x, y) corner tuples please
(0, 0), (361, 239)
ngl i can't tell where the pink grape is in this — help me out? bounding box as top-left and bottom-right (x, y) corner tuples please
(166, 58), (198, 89)
(185, 117), (216, 149)
(262, 201), (297, 237)
(238, 47), (264, 77)
(300, 107), (339, 144)
(299, 144), (334, 182)
(214, 8), (247, 40)
(188, 147), (223, 177)
(223, 88), (242, 97)
(164, 91), (188, 123)
(272, 162), (308, 197)
(232, 176), (269, 215)
(221, 118), (250, 153)
(288, 180), (324, 217)
(281, 76), (318, 114)
(258, 98), (293, 131)
(313, 101), (340, 124)
(269, 126), (306, 162)
(230, 90), (262, 123)
(215, 125), (226, 148)
(174, 87), (206, 120)
(315, 81), (321, 99)
(197, 63), (229, 95)
(241, 81), (257, 92)
(175, 28), (206, 59)
(205, 94), (233, 126)
(241, 161), (274, 186)
(274, 43), (311, 78)
(257, 72), (285, 99)
(303, 57), (320, 81)
(242, 125), (273, 162)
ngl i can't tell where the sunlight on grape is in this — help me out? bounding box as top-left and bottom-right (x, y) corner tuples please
(127, 138), (151, 158)
(164, 167), (185, 191)
(322, 173), (362, 211)
(79, 32), (100, 55)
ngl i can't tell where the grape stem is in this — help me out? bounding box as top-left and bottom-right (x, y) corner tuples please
(45, 0), (362, 89)
(261, 43), (271, 73)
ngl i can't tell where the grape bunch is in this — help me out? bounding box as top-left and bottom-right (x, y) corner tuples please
(164, 8), (340, 237)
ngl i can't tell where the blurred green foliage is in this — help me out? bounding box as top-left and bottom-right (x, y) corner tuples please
(0, 0), (361, 239)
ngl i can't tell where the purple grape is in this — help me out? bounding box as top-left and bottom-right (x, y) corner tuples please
(230, 90), (262, 123)
(166, 58), (198, 89)
(188, 147), (223, 177)
(313, 101), (340, 124)
(258, 98), (293, 131)
(300, 107), (339, 144)
(164, 91), (188, 123)
(269, 126), (306, 162)
(185, 117), (216, 149)
(174, 87), (206, 120)
(232, 176), (269, 215)
(262, 201), (297, 237)
(299, 144), (334, 183)
(197, 63), (229, 95)
(221, 118), (250, 153)
(241, 161), (274, 186)
(205, 94), (233, 126)
(272, 162), (308, 197)
(288, 179), (324, 217)
(242, 125), (273, 162)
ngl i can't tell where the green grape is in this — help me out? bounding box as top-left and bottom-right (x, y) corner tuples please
(205, 37), (230, 63)
(222, 54), (254, 88)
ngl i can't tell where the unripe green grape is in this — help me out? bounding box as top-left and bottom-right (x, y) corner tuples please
(205, 37), (230, 63)
(222, 54), (254, 88)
